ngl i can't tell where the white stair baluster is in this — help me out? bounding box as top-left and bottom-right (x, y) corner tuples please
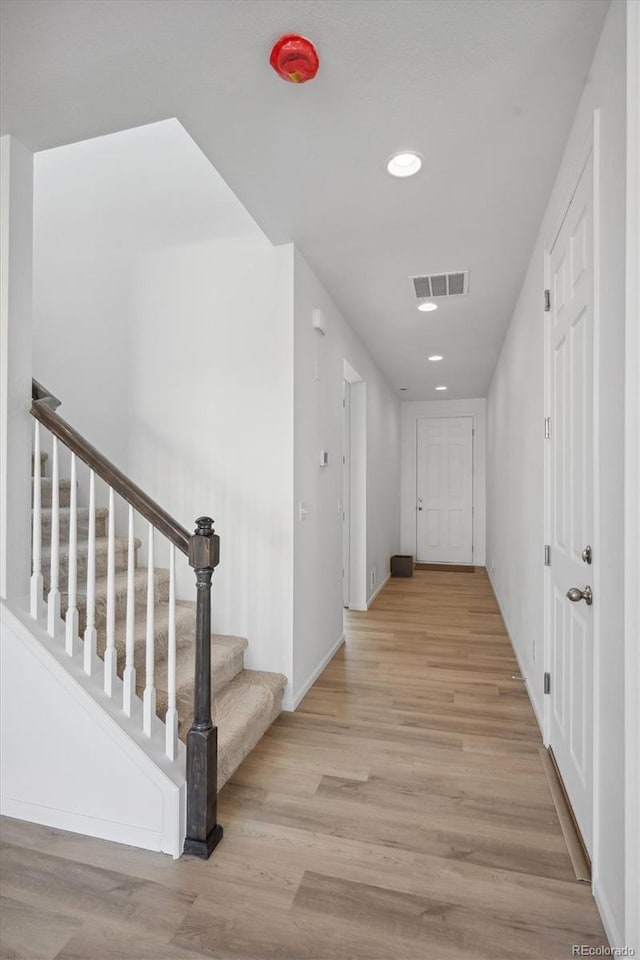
(83, 471), (97, 675)
(122, 505), (136, 716)
(46, 437), (60, 636)
(64, 453), (79, 655)
(104, 487), (117, 696)
(30, 421), (43, 620)
(165, 543), (178, 760)
(143, 523), (156, 736)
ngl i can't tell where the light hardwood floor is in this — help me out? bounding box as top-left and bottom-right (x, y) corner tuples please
(0, 569), (606, 959)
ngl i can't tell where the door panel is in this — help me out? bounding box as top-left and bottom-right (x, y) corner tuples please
(416, 417), (473, 564)
(447, 509), (463, 548)
(448, 445), (464, 497)
(569, 608), (587, 783)
(548, 152), (594, 853)
(426, 510), (439, 546)
(426, 445), (440, 496)
(552, 590), (567, 733)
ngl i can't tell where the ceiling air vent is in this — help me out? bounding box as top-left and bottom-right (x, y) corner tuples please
(411, 270), (469, 300)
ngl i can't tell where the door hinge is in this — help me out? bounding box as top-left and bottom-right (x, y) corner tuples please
(544, 672), (551, 695)
(544, 544), (551, 566)
(544, 289), (551, 312)
(544, 417), (551, 439)
(343, 398), (346, 408)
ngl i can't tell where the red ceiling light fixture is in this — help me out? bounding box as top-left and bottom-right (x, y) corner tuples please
(270, 34), (319, 84)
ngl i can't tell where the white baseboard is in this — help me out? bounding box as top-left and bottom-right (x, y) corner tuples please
(1, 796), (164, 853)
(367, 572), (390, 609)
(283, 631), (345, 711)
(486, 567), (545, 735)
(593, 877), (624, 949)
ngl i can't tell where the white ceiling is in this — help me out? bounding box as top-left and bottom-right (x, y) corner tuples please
(1, 0), (609, 399)
(34, 119), (269, 254)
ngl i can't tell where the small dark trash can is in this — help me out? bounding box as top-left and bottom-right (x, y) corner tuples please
(391, 555), (413, 577)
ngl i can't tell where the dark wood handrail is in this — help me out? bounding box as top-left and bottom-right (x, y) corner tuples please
(30, 387), (190, 556)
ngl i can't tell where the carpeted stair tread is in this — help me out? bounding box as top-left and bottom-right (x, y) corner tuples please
(37, 506), (109, 544)
(99, 602), (195, 677)
(155, 634), (248, 720)
(36, 477), (73, 508)
(42, 534), (137, 562)
(175, 669), (287, 789)
(214, 670), (287, 789)
(42, 535), (140, 587)
(69, 566), (171, 633)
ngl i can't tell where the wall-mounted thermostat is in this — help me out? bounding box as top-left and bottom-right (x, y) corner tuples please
(319, 449), (328, 467)
(312, 308), (326, 335)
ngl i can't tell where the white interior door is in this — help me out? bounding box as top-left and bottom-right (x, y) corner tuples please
(547, 151), (594, 853)
(416, 417), (473, 563)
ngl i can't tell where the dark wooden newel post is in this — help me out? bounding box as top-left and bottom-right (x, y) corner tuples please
(183, 517), (223, 858)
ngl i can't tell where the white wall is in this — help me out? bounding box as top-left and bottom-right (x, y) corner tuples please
(624, 2), (640, 950)
(292, 250), (401, 708)
(486, 1), (627, 944)
(0, 603), (184, 857)
(400, 399), (486, 565)
(33, 120), (295, 685)
(0, 135), (33, 604)
(128, 240), (294, 680)
(33, 119), (402, 714)
(486, 249), (545, 724)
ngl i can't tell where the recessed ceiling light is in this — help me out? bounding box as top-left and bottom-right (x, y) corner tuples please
(417, 301), (438, 312)
(428, 355), (443, 362)
(387, 152), (422, 178)
(435, 385), (447, 391)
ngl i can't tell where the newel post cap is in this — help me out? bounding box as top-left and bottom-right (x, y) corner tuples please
(188, 517), (220, 569)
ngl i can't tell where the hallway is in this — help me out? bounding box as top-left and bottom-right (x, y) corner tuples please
(1, 570), (606, 959)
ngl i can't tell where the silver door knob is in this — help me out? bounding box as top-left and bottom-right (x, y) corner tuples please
(581, 545), (593, 564)
(566, 585), (593, 606)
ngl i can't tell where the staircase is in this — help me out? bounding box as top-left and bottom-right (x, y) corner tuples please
(35, 450), (286, 790)
(25, 383), (287, 856)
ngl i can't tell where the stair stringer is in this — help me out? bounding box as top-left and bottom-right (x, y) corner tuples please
(0, 600), (186, 858)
